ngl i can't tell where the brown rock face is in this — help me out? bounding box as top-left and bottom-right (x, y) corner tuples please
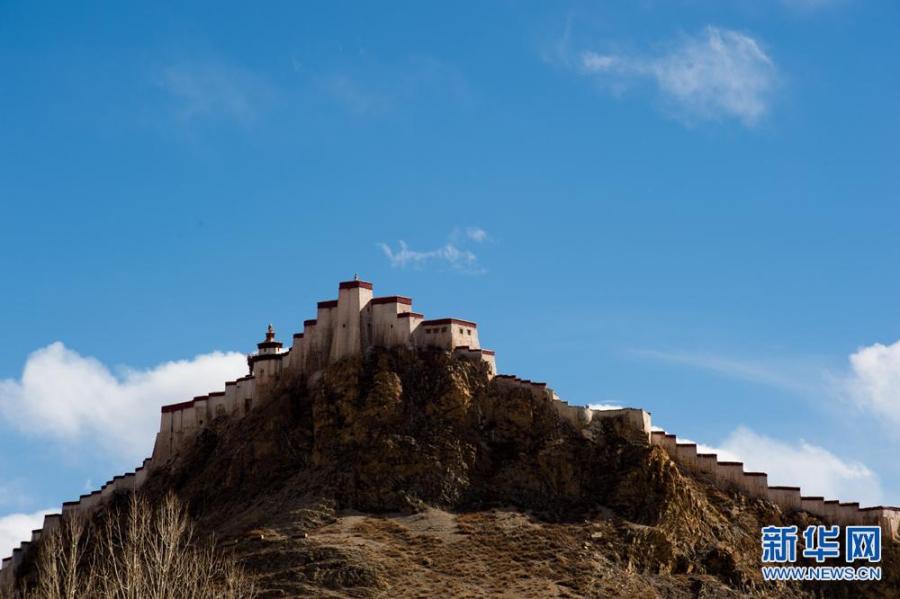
(18, 348), (900, 597)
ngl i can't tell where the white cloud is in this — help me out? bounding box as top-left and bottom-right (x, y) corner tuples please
(702, 427), (883, 505)
(577, 26), (776, 126)
(0, 509), (54, 561)
(378, 229), (489, 274)
(0, 343), (247, 461)
(157, 61), (274, 125)
(842, 340), (900, 430)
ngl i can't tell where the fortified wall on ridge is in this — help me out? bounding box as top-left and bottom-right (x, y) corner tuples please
(2, 278), (899, 590)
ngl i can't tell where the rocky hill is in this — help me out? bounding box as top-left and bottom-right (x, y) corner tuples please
(10, 348), (899, 597)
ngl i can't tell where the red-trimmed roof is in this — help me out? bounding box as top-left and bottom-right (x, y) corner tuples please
(371, 295), (412, 306)
(339, 280), (373, 290)
(696, 453), (717, 457)
(317, 300), (338, 309)
(421, 318), (477, 328)
(802, 496), (825, 501)
(293, 333), (304, 338)
(209, 391), (225, 397)
(718, 461), (743, 467)
(398, 312), (424, 319)
(304, 319), (317, 326)
(675, 443), (697, 448)
(257, 341), (283, 349)
(745, 472), (767, 477)
(481, 349), (495, 356)
(769, 486), (801, 491)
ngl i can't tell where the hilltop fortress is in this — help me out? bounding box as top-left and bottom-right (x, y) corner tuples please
(2, 278), (899, 588)
(151, 278), (495, 463)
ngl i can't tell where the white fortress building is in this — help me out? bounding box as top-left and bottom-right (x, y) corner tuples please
(2, 278), (898, 589)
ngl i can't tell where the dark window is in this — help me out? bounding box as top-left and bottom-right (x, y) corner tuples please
(442, 327), (448, 333)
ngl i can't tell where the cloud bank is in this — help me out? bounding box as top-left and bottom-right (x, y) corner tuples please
(157, 61), (274, 125)
(689, 427), (883, 505)
(576, 26), (777, 126)
(0, 343), (247, 461)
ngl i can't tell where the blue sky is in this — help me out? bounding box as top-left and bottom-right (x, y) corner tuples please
(1, 0), (899, 554)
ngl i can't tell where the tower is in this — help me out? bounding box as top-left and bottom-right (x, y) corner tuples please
(249, 323), (283, 381)
(330, 278), (374, 361)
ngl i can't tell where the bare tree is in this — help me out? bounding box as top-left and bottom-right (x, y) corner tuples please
(25, 494), (255, 599)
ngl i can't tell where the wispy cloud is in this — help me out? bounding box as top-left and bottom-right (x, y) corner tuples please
(157, 60), (275, 125)
(301, 54), (473, 116)
(378, 241), (483, 274)
(378, 227), (489, 274)
(563, 26), (777, 126)
(684, 426), (884, 505)
(318, 73), (391, 115)
(0, 343), (247, 461)
(0, 509), (55, 560)
(631, 348), (821, 395)
(450, 226), (490, 244)
(465, 227), (488, 243)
